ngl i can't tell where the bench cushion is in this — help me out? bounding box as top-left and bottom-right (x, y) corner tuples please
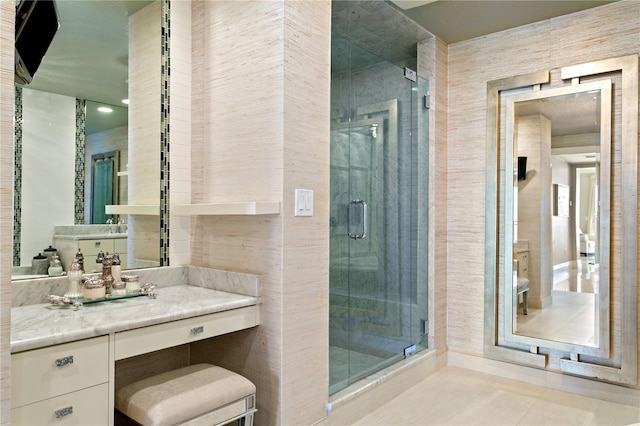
(116, 363), (255, 426)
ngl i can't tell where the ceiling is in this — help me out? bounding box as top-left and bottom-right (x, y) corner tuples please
(18, 0), (151, 134)
(22, 0), (618, 134)
(388, 0), (619, 44)
(515, 88), (602, 165)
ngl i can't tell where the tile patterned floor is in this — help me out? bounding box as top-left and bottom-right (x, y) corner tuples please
(353, 366), (640, 425)
(516, 290), (596, 346)
(514, 259), (599, 346)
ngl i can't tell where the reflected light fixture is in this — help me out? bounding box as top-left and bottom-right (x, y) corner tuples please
(97, 106), (113, 113)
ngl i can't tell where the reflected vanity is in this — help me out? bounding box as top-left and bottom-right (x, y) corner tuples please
(484, 55), (638, 385)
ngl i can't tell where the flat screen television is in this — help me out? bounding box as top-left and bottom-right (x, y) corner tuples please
(517, 156), (527, 181)
(15, 0), (60, 85)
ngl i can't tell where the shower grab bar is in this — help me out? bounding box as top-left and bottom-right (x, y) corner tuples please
(347, 199), (368, 240)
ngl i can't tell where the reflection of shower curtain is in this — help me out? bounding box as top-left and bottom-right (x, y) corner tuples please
(586, 175), (596, 235)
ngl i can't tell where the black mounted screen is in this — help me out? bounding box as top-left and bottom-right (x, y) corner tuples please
(15, 0), (60, 85)
(517, 156), (527, 181)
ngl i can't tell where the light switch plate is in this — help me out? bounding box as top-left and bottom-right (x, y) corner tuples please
(295, 189), (313, 217)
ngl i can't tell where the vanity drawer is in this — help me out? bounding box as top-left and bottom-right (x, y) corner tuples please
(114, 305), (260, 360)
(11, 335), (109, 408)
(114, 238), (127, 253)
(11, 383), (109, 425)
(515, 251), (529, 278)
(78, 238), (115, 256)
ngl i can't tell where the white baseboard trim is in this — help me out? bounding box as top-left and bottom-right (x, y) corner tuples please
(447, 351), (640, 407)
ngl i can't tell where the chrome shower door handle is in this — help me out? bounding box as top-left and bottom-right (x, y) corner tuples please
(361, 200), (368, 239)
(347, 199), (368, 240)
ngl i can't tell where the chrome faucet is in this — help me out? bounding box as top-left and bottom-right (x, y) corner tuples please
(116, 218), (126, 234)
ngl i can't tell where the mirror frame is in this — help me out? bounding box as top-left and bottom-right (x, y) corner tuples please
(503, 79), (611, 357)
(484, 55), (638, 385)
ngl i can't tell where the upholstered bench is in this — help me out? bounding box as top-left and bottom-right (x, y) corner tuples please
(115, 363), (256, 426)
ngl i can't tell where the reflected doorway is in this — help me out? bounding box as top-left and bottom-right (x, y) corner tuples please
(90, 150), (119, 224)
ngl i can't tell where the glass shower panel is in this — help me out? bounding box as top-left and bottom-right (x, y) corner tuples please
(329, 35), (428, 395)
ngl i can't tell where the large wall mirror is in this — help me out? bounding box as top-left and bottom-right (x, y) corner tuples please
(504, 80), (611, 358)
(484, 55), (638, 386)
(13, 0), (164, 279)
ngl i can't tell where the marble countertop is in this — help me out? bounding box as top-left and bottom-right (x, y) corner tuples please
(53, 233), (127, 240)
(11, 285), (258, 353)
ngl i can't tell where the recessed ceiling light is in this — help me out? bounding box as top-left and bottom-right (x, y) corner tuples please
(389, 0), (437, 10)
(121, 99), (129, 105)
(98, 106), (113, 113)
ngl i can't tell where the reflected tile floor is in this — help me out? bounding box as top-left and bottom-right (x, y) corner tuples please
(516, 290), (595, 346)
(353, 366), (640, 425)
(514, 260), (599, 346)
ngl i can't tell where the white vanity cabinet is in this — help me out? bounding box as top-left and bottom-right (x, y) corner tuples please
(11, 281), (262, 426)
(11, 335), (109, 425)
(53, 236), (127, 271)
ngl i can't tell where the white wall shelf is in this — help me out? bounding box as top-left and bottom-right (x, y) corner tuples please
(105, 205), (159, 216)
(172, 202), (281, 216)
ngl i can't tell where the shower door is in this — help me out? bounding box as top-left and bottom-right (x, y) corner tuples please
(329, 61), (428, 394)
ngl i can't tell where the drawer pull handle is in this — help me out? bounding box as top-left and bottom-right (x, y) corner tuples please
(191, 326), (204, 335)
(55, 355), (74, 367)
(95, 241), (101, 247)
(55, 406), (73, 419)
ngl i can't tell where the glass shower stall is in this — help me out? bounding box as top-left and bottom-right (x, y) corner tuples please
(329, 20), (429, 394)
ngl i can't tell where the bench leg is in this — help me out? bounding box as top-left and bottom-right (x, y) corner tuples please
(239, 413), (254, 426)
(523, 291), (528, 315)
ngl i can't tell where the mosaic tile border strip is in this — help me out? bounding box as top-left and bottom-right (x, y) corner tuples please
(160, 0), (170, 266)
(13, 87), (22, 266)
(75, 99), (86, 224)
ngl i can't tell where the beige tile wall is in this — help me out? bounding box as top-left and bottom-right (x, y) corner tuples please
(128, 1), (161, 266)
(188, 1), (330, 424)
(516, 114), (552, 309)
(446, 0), (639, 383)
(169, 0), (192, 266)
(0, 1), (12, 421)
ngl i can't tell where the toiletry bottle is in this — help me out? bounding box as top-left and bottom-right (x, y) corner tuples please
(95, 250), (104, 273)
(75, 249), (84, 273)
(48, 254), (63, 277)
(101, 253), (114, 295)
(65, 258), (84, 301)
(110, 253), (126, 296)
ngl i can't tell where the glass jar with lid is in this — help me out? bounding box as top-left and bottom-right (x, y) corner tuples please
(82, 276), (105, 300)
(122, 274), (140, 293)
